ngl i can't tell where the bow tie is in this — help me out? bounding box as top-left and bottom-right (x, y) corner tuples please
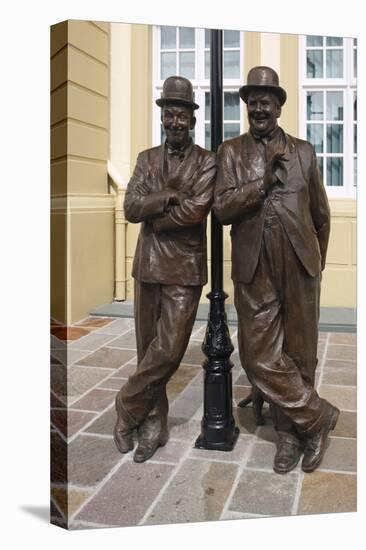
(167, 146), (185, 160)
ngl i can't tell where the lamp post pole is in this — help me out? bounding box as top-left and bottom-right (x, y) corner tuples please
(195, 29), (239, 451)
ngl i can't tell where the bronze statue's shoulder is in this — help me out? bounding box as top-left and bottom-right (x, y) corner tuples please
(217, 134), (245, 154)
(137, 144), (163, 159)
(192, 143), (216, 161)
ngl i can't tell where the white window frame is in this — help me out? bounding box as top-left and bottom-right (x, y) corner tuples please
(299, 35), (357, 198)
(152, 26), (245, 148)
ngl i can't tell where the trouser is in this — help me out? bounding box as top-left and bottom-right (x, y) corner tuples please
(234, 211), (330, 436)
(118, 281), (202, 428)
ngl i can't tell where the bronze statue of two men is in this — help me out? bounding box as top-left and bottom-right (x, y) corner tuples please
(114, 67), (339, 474)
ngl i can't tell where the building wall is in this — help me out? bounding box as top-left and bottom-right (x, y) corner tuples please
(51, 20), (114, 325)
(114, 27), (356, 310)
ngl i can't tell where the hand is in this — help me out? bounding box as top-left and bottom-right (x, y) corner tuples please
(167, 190), (185, 205)
(263, 151), (288, 192)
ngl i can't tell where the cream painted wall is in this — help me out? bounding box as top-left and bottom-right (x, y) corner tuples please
(51, 20), (114, 325)
(110, 27), (356, 309)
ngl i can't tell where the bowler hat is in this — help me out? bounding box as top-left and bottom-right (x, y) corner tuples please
(239, 66), (287, 106)
(156, 75), (199, 110)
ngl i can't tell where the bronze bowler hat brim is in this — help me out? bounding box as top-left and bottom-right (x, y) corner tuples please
(239, 66), (287, 106)
(156, 75), (199, 110)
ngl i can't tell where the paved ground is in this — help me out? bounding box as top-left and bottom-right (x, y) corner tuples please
(50, 316), (357, 529)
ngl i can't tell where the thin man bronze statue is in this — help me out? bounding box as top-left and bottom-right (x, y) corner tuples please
(214, 66), (339, 474)
(114, 76), (216, 463)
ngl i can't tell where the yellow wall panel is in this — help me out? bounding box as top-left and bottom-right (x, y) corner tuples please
(92, 21), (109, 33)
(280, 34), (299, 137)
(70, 210), (114, 323)
(326, 220), (352, 265)
(51, 212), (67, 324)
(68, 83), (108, 128)
(68, 46), (108, 96)
(68, 20), (109, 63)
(51, 85), (67, 125)
(51, 21), (67, 57)
(51, 48), (67, 91)
(68, 121), (108, 160)
(68, 159), (107, 194)
(51, 122), (67, 159)
(51, 159), (67, 195)
(321, 268), (356, 308)
(351, 221), (357, 265)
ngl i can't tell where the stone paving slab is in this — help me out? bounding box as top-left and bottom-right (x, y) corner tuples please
(69, 332), (119, 352)
(68, 434), (124, 487)
(74, 460), (175, 526)
(318, 437), (357, 472)
(322, 365), (357, 386)
(76, 347), (136, 369)
(145, 459), (238, 525)
(228, 469), (299, 516)
(50, 319), (357, 529)
(72, 388), (118, 412)
(326, 344), (357, 361)
(51, 409), (97, 438)
(319, 384), (357, 411)
(298, 471), (357, 514)
(93, 318), (135, 335)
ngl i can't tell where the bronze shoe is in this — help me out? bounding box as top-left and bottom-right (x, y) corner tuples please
(133, 413), (169, 463)
(133, 430), (169, 463)
(302, 406), (340, 473)
(113, 394), (135, 454)
(273, 433), (302, 474)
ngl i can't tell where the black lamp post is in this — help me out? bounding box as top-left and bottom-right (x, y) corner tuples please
(195, 29), (239, 451)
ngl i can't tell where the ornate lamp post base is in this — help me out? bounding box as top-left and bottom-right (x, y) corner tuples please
(195, 290), (239, 451)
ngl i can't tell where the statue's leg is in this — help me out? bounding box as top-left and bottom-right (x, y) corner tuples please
(118, 284), (202, 427)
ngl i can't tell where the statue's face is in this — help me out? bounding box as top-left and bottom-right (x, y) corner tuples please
(162, 104), (195, 148)
(247, 90), (281, 136)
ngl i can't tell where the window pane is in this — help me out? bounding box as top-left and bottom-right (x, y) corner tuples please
(224, 92), (240, 120)
(205, 92), (210, 121)
(161, 26), (176, 49)
(354, 124), (357, 154)
(326, 36), (343, 46)
(307, 91), (323, 120)
(327, 124), (343, 153)
(307, 35), (323, 47)
(307, 50), (323, 78)
(224, 51), (240, 78)
(224, 30), (240, 48)
(224, 123), (240, 140)
(205, 51), (210, 79)
(205, 124), (211, 149)
(327, 157), (343, 186)
(326, 50), (343, 77)
(307, 124), (323, 153)
(189, 128), (195, 142)
(205, 29), (211, 48)
(354, 93), (357, 120)
(317, 156), (324, 179)
(326, 91), (343, 121)
(179, 27), (195, 49)
(161, 52), (176, 79)
(179, 52), (195, 79)
(354, 49), (357, 78)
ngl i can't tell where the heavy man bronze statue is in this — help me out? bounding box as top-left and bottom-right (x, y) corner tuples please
(214, 66), (339, 474)
(114, 76), (216, 462)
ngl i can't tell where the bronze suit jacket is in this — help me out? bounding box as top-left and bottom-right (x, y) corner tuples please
(124, 142), (216, 286)
(214, 130), (331, 283)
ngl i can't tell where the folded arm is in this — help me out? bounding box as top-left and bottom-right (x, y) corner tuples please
(213, 143), (264, 225)
(124, 153), (170, 223)
(151, 155), (216, 233)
